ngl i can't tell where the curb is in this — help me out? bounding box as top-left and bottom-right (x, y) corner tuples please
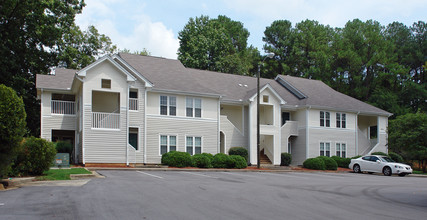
(0, 177), (36, 190)
(70, 170), (105, 179)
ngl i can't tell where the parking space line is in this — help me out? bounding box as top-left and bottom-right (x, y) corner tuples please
(181, 172), (218, 178)
(136, 171), (163, 179)
(222, 172), (263, 178)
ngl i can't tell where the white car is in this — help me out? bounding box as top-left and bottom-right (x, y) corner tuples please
(349, 155), (412, 176)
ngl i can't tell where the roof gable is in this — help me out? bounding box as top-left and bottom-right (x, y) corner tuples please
(248, 84), (286, 105)
(77, 55), (136, 82)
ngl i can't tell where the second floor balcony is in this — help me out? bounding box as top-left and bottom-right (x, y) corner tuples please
(51, 100), (75, 115)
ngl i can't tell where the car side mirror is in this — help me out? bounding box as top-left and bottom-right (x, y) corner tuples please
(376, 160), (381, 163)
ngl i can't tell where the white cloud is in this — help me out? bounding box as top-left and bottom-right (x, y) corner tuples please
(75, 0), (179, 59)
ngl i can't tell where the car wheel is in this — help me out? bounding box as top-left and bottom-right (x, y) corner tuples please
(353, 164), (361, 173)
(398, 173), (407, 177)
(383, 166), (392, 176)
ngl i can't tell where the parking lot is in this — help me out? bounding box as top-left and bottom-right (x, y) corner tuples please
(1, 170), (427, 220)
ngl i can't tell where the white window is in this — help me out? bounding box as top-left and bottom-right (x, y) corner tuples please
(336, 113), (346, 128)
(186, 136), (202, 155)
(186, 97), (201, 118)
(320, 142), (330, 157)
(160, 135), (177, 155)
(160, 95), (176, 116)
(320, 111), (330, 127)
(336, 143), (346, 158)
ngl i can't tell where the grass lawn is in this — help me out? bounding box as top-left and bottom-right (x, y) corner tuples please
(413, 170), (427, 175)
(37, 168), (92, 181)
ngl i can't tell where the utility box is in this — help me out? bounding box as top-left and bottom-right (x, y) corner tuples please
(53, 153), (70, 168)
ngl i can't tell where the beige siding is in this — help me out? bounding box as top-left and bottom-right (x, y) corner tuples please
(220, 116), (246, 153)
(84, 106), (127, 163)
(128, 80), (146, 163)
(146, 92), (218, 119)
(146, 117), (218, 164)
(291, 129), (307, 165)
(221, 105), (244, 131)
(307, 128), (356, 159)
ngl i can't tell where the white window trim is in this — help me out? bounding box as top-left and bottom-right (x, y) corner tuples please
(129, 89), (138, 112)
(159, 134), (178, 156)
(160, 95), (176, 116)
(185, 136), (203, 155)
(335, 142), (347, 158)
(320, 141), (331, 157)
(336, 113), (346, 128)
(186, 97), (202, 118)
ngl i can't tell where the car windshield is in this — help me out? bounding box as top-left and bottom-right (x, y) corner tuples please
(380, 156), (395, 162)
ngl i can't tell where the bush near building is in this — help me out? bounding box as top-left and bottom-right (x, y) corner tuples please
(303, 158), (326, 170)
(0, 84), (27, 178)
(280, 153), (292, 166)
(228, 147), (248, 162)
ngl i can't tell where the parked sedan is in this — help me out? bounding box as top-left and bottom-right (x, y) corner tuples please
(349, 155), (412, 176)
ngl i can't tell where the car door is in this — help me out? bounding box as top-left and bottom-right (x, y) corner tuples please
(369, 156), (382, 172)
(359, 156), (372, 172)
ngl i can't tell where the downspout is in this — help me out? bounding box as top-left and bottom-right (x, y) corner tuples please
(355, 111), (359, 156)
(217, 98), (220, 153)
(40, 88), (43, 139)
(305, 106), (311, 159)
(82, 82), (85, 165)
(144, 89), (148, 164)
(126, 84), (130, 166)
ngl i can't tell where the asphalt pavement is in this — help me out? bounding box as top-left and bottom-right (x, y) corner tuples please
(1, 171), (426, 220)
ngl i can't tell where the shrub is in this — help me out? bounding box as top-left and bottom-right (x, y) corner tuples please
(229, 155), (247, 169)
(280, 153), (292, 166)
(55, 141), (73, 154)
(331, 156), (351, 168)
(228, 147), (248, 162)
(11, 137), (57, 176)
(212, 153), (232, 168)
(351, 155), (362, 159)
(161, 151), (192, 168)
(303, 158), (325, 170)
(371, 152), (388, 156)
(192, 154), (213, 168)
(0, 84), (27, 177)
(317, 156), (338, 170)
(201, 153), (214, 161)
(388, 152), (404, 163)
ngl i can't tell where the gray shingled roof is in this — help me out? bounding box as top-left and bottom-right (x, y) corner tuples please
(277, 75), (391, 115)
(36, 53), (391, 116)
(36, 68), (76, 90)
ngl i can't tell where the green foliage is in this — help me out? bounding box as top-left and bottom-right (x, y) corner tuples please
(388, 112), (427, 171)
(331, 156), (351, 168)
(317, 156), (338, 170)
(228, 147), (248, 162)
(192, 154), (213, 168)
(303, 158), (326, 170)
(212, 153), (232, 168)
(0, 85), (27, 177)
(10, 137), (57, 176)
(37, 168), (91, 181)
(388, 152), (404, 163)
(178, 15), (260, 76)
(55, 141), (73, 154)
(280, 153), (292, 166)
(371, 152), (388, 156)
(0, 1), (117, 137)
(161, 151), (193, 168)
(229, 155), (247, 169)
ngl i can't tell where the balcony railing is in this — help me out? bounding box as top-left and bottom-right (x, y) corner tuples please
(92, 112), (120, 129)
(129, 98), (138, 111)
(51, 100), (75, 115)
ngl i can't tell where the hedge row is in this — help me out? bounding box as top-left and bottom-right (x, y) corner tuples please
(161, 151), (247, 169)
(303, 156), (338, 170)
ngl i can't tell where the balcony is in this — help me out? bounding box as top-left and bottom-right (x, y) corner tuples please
(129, 98), (138, 111)
(92, 112), (120, 129)
(51, 100), (75, 115)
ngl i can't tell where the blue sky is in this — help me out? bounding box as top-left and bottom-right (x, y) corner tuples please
(76, 0), (427, 59)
